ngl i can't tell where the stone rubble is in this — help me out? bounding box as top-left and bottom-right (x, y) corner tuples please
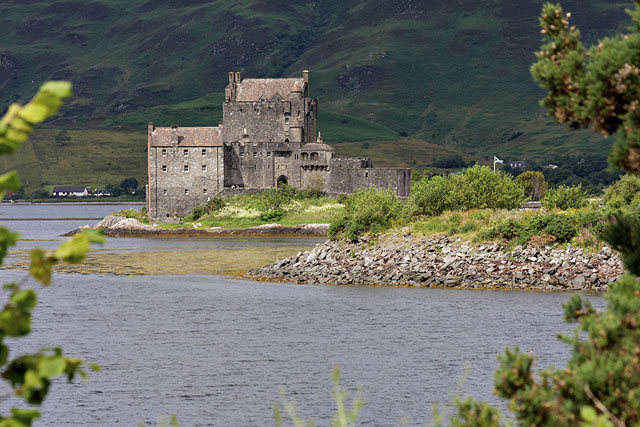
(245, 235), (623, 292)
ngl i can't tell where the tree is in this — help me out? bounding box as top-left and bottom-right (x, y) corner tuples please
(119, 177), (139, 194)
(0, 82), (102, 425)
(452, 2), (640, 425)
(515, 170), (549, 200)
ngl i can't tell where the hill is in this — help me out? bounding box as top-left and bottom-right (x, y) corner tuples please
(0, 0), (630, 192)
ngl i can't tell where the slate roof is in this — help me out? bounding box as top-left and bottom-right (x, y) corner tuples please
(235, 78), (304, 102)
(300, 142), (335, 151)
(150, 127), (222, 147)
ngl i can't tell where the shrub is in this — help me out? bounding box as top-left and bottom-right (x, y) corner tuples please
(404, 175), (454, 218)
(329, 187), (401, 240)
(541, 184), (587, 210)
(483, 213), (578, 245)
(603, 174), (640, 208)
(446, 165), (526, 210)
(302, 173), (326, 197)
(404, 166), (526, 219)
(515, 170), (549, 201)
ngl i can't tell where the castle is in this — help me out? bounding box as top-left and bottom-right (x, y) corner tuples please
(147, 71), (410, 221)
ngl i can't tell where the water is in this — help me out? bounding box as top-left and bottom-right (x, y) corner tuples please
(0, 204), (605, 426)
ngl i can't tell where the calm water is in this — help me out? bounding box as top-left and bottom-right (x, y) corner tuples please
(0, 204), (605, 426)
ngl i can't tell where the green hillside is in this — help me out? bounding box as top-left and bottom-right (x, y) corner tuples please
(0, 0), (630, 192)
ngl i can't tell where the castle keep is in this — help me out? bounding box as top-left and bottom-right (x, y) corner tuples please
(147, 71), (410, 221)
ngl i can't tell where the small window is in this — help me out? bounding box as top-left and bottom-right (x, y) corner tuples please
(203, 189), (207, 194)
(302, 152), (308, 160)
(202, 165), (207, 172)
(253, 152), (257, 158)
(163, 189), (167, 195)
(284, 138), (290, 143)
(239, 148), (244, 157)
(202, 149), (207, 156)
(285, 117), (290, 124)
(365, 172), (368, 177)
(161, 148), (167, 156)
(184, 165), (189, 172)
(184, 189), (189, 195)
(166, 214), (170, 218)
(267, 152), (271, 157)
(184, 149), (189, 156)
(162, 165), (167, 172)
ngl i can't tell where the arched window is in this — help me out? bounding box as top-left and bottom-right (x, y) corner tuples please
(310, 152), (319, 161)
(301, 152), (308, 160)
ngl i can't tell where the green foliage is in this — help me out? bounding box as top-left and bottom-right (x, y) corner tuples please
(274, 366), (363, 427)
(259, 185), (300, 221)
(482, 212), (579, 245)
(531, 2), (640, 173)
(119, 177), (139, 194)
(541, 184), (587, 210)
(329, 187), (401, 241)
(404, 165), (525, 219)
(603, 174), (640, 208)
(0, 82), (102, 424)
(515, 170), (549, 201)
(185, 196), (226, 221)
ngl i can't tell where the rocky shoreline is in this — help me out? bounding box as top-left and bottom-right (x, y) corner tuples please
(66, 214), (329, 237)
(245, 234), (624, 293)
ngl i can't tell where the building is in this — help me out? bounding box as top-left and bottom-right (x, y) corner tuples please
(508, 160), (526, 169)
(52, 186), (91, 197)
(147, 71), (410, 221)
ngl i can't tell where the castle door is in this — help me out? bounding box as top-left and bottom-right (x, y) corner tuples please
(276, 175), (288, 186)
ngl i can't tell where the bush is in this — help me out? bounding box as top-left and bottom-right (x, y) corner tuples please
(482, 213), (578, 245)
(515, 170), (549, 201)
(603, 174), (640, 208)
(329, 187), (401, 240)
(404, 165), (526, 219)
(541, 184), (587, 210)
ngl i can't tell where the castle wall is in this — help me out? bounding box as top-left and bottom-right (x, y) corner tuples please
(148, 126), (224, 221)
(224, 142), (303, 189)
(326, 158), (410, 196)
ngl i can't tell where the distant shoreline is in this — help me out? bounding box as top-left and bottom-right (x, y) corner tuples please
(2, 201), (144, 206)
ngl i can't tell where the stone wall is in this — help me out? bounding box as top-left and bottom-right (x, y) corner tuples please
(147, 125), (224, 222)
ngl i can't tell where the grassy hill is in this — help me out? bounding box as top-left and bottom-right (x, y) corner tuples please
(0, 0), (630, 192)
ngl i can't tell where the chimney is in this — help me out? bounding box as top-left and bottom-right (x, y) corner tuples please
(317, 131), (322, 143)
(235, 72), (242, 82)
(303, 69), (309, 83)
(229, 72), (234, 83)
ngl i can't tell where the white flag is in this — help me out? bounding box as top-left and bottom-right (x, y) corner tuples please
(493, 156), (504, 164)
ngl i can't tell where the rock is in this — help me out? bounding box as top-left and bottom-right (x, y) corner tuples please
(572, 275), (586, 289)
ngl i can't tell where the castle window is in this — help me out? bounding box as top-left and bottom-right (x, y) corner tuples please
(163, 189), (167, 195)
(267, 151), (271, 157)
(202, 149), (207, 156)
(284, 138), (290, 143)
(162, 165), (167, 172)
(185, 189), (189, 195)
(178, 136), (184, 144)
(311, 152), (319, 161)
(239, 148), (244, 157)
(184, 165), (189, 172)
(253, 152), (257, 158)
(202, 165), (207, 172)
(365, 172), (369, 177)
(184, 149), (189, 156)
(285, 117), (290, 124)
(203, 189), (207, 194)
(301, 152), (308, 160)
(295, 154), (298, 160)
(161, 148), (167, 156)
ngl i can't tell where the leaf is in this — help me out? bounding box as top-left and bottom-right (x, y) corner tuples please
(29, 249), (54, 286)
(10, 290), (36, 311)
(40, 81), (72, 99)
(8, 408), (41, 426)
(17, 104), (48, 124)
(37, 356), (66, 379)
(0, 227), (20, 264)
(0, 171), (21, 193)
(23, 370), (43, 390)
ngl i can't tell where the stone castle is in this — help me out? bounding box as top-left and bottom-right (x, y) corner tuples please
(147, 71), (410, 221)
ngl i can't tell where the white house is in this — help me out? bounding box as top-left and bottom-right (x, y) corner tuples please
(52, 186), (91, 197)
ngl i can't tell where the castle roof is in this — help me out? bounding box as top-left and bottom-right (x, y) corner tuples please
(235, 78), (304, 102)
(150, 126), (222, 147)
(300, 142), (335, 151)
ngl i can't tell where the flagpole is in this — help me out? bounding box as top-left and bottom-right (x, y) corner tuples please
(493, 157), (496, 172)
